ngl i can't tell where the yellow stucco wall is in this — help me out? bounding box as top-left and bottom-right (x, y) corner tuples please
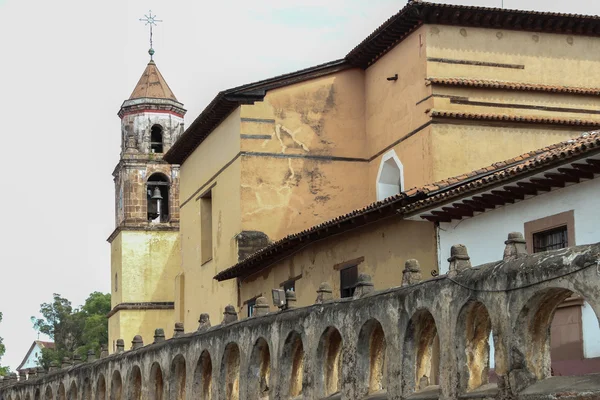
(108, 308), (175, 354)
(108, 229), (180, 352)
(239, 219), (436, 315)
(426, 25), (600, 87)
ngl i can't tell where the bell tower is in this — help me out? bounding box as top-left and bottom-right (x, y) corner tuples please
(107, 58), (186, 353)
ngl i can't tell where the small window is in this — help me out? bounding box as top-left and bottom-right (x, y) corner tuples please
(247, 299), (256, 317)
(533, 226), (568, 253)
(376, 150), (404, 201)
(340, 265), (358, 298)
(283, 280), (296, 293)
(114, 273), (118, 292)
(200, 190), (213, 264)
(150, 125), (164, 153)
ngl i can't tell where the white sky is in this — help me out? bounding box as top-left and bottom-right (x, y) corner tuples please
(0, 0), (599, 370)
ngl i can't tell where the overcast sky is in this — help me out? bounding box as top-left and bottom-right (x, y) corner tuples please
(0, 0), (599, 370)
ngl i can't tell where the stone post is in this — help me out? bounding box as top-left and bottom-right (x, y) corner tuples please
(49, 361), (59, 372)
(353, 273), (374, 298)
(448, 244), (471, 277)
(100, 344), (109, 358)
(285, 289), (297, 310)
(402, 259), (422, 286)
(0, 376), (4, 388)
(73, 354), (83, 365)
(132, 335), (144, 350)
(504, 232), (527, 260)
(87, 349), (97, 362)
(153, 329), (166, 344)
(253, 296), (269, 317)
(36, 367), (46, 377)
(174, 322), (185, 338)
(18, 370), (27, 381)
(116, 339), (125, 353)
(61, 357), (72, 369)
(197, 313), (211, 332)
(315, 282), (333, 304)
(28, 368), (36, 379)
(222, 305), (238, 325)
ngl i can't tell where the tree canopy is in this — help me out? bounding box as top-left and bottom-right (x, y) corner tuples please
(31, 292), (111, 369)
(0, 311), (9, 376)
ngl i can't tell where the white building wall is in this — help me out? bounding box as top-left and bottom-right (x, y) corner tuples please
(20, 345), (42, 371)
(436, 178), (600, 359)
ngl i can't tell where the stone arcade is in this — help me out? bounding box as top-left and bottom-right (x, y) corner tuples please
(1, 236), (600, 399)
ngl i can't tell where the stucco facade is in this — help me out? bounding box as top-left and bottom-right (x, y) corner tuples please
(172, 10), (600, 331)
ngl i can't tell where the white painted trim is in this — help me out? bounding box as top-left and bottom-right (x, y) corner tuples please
(376, 150), (404, 201)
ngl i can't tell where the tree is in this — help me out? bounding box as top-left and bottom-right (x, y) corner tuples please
(0, 312), (9, 376)
(31, 292), (111, 369)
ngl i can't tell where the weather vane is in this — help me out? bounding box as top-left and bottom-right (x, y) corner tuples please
(139, 10), (162, 60)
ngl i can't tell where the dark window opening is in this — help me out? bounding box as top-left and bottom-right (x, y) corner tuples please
(115, 273), (118, 292)
(200, 190), (213, 264)
(533, 226), (568, 253)
(147, 173), (170, 223)
(340, 265), (358, 298)
(150, 125), (164, 153)
(247, 299), (256, 317)
(283, 280), (296, 293)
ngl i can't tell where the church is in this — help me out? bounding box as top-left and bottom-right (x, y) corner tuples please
(107, 1), (600, 379)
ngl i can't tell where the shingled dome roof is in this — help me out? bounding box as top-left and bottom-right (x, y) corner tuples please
(129, 60), (178, 101)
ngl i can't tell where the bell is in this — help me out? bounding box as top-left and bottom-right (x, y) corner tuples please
(151, 187), (163, 200)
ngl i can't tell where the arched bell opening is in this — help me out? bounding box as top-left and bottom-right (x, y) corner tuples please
(146, 173), (170, 223)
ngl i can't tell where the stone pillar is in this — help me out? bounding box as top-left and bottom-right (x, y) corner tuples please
(197, 313), (211, 332)
(116, 339), (125, 353)
(36, 367), (46, 377)
(253, 296), (269, 317)
(285, 289), (297, 310)
(153, 329), (166, 344)
(402, 259), (422, 286)
(49, 361), (59, 372)
(87, 349), (97, 362)
(18, 370), (27, 381)
(132, 335), (144, 350)
(173, 322), (185, 338)
(100, 344), (109, 358)
(28, 368), (36, 379)
(353, 274), (374, 298)
(448, 244), (471, 277)
(222, 305), (238, 325)
(504, 232), (527, 260)
(61, 357), (72, 369)
(315, 282), (333, 303)
(0, 376), (5, 388)
(73, 354), (83, 365)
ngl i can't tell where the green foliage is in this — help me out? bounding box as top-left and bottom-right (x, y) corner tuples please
(0, 311), (9, 376)
(31, 292), (111, 368)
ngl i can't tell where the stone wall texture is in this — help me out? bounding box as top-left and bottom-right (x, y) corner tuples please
(2, 238), (600, 400)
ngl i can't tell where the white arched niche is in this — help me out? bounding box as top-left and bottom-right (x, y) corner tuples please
(376, 150), (404, 201)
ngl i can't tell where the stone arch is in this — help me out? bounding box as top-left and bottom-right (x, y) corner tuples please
(34, 389), (41, 400)
(25, 394), (31, 400)
(193, 350), (212, 400)
(402, 308), (440, 396)
(68, 382), (78, 400)
(148, 362), (164, 400)
(170, 355), (186, 400)
(247, 337), (271, 400)
(511, 287), (595, 382)
(82, 378), (92, 400)
(127, 366), (142, 400)
(220, 343), (241, 400)
(281, 331), (305, 398)
(58, 383), (66, 400)
(111, 370), (123, 400)
(316, 326), (344, 397)
(44, 386), (53, 400)
(456, 300), (494, 392)
(96, 374), (106, 400)
(357, 319), (387, 396)
(14, 395), (21, 400)
(376, 149), (404, 200)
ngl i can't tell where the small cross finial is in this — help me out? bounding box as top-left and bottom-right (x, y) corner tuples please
(139, 10), (163, 61)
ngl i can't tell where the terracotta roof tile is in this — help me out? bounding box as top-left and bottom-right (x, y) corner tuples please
(428, 77), (600, 96)
(129, 61), (178, 101)
(430, 110), (600, 127)
(215, 131), (600, 281)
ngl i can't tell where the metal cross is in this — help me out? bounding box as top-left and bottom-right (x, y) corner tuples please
(139, 10), (163, 60)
